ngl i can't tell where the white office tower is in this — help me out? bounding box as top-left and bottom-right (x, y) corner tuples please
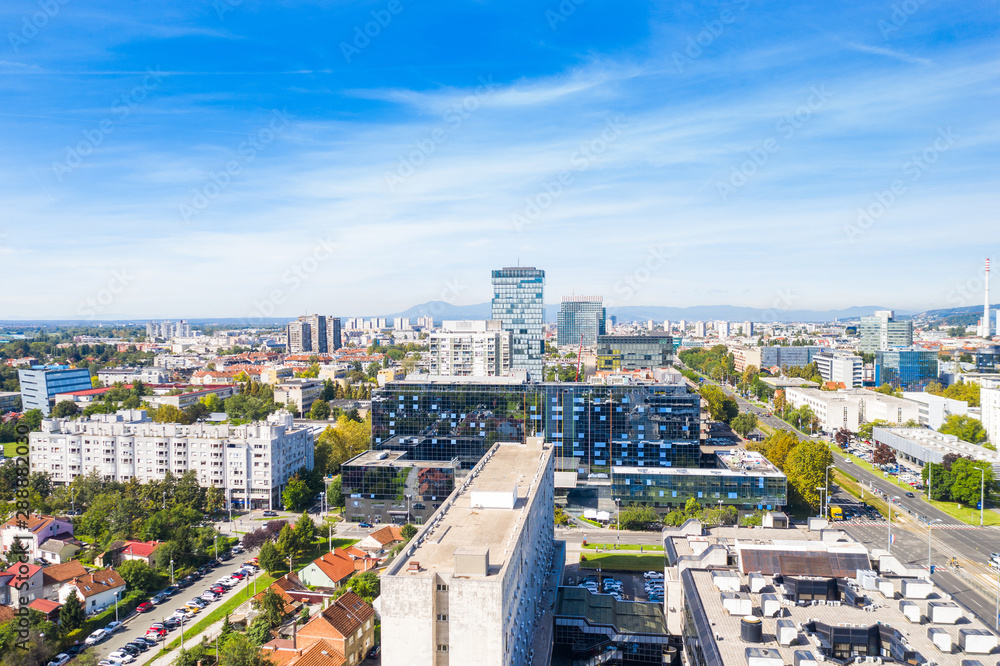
(743, 321), (754, 337)
(381, 439), (555, 666)
(679, 319), (687, 333)
(647, 319), (655, 331)
(717, 321), (730, 339)
(981, 258), (993, 338)
(663, 320), (671, 333)
(694, 321), (706, 337)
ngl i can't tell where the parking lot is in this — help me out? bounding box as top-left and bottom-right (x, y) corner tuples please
(568, 570), (664, 603)
(70, 555), (265, 665)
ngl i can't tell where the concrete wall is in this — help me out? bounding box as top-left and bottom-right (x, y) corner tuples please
(382, 574), (438, 665)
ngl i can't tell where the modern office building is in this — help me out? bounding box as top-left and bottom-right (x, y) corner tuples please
(859, 310), (913, 352)
(28, 409), (312, 509)
(380, 439), (555, 666)
(286, 314), (342, 354)
(427, 321), (512, 377)
(556, 295), (605, 347)
(595, 334), (673, 371)
(814, 352), (863, 388)
(491, 266), (546, 381)
(371, 377), (701, 471)
(872, 427), (1000, 475)
(341, 450), (459, 525)
(18, 366), (93, 415)
(784, 387), (921, 434)
(900, 391), (972, 429)
(759, 346), (822, 370)
(975, 345), (1000, 372)
(875, 348), (938, 391)
(273, 378), (324, 414)
(553, 587), (670, 664)
(983, 385), (1000, 447)
(0, 391), (20, 413)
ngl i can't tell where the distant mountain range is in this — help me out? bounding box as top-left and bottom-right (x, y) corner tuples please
(386, 301), (916, 324)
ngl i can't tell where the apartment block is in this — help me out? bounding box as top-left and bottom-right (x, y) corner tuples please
(287, 314), (343, 354)
(427, 321), (512, 377)
(28, 409), (312, 509)
(381, 439), (555, 666)
(274, 379), (324, 414)
(814, 352), (863, 388)
(859, 310), (913, 352)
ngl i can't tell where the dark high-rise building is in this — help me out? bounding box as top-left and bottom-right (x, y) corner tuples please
(286, 315), (342, 353)
(875, 348), (939, 391)
(491, 267), (545, 380)
(556, 296), (606, 347)
(596, 334), (674, 371)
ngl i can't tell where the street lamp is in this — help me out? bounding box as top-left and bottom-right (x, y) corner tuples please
(170, 558), (175, 585)
(815, 487), (826, 518)
(977, 467), (986, 527)
(615, 498), (620, 548)
(114, 590), (121, 624)
(824, 464), (836, 518)
(405, 494), (411, 525)
(927, 518), (942, 573)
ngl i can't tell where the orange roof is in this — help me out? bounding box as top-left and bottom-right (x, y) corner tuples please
(367, 525), (404, 547)
(3, 514), (55, 532)
(27, 598), (61, 614)
(309, 550), (357, 585)
(69, 570), (125, 597)
(262, 639), (346, 666)
(42, 561), (87, 585)
(319, 591), (375, 637)
(4, 563), (42, 580)
(122, 540), (161, 558)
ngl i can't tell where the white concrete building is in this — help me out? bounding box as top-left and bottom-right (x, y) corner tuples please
(28, 409), (312, 509)
(983, 385), (1000, 447)
(381, 439), (555, 666)
(274, 378), (323, 414)
(717, 321), (730, 339)
(694, 321), (706, 338)
(784, 388), (922, 434)
(873, 427), (1000, 475)
(814, 352), (863, 388)
(900, 391), (972, 430)
(427, 321), (512, 377)
(96, 367), (169, 385)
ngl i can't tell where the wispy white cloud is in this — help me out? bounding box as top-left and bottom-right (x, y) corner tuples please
(847, 42), (932, 66)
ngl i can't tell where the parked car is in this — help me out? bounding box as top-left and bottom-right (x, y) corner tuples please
(146, 627), (167, 639)
(219, 551), (233, 561)
(105, 621), (123, 634)
(151, 593), (168, 605)
(118, 645), (140, 657)
(108, 651), (135, 664)
(201, 591), (220, 602)
(85, 629), (108, 646)
(47, 654), (71, 666)
(210, 585), (227, 594)
(65, 644), (85, 657)
(161, 619), (181, 630)
(136, 637), (159, 647)
(163, 585), (179, 596)
(127, 641), (149, 653)
(232, 545), (244, 554)
(358, 522), (373, 528)
(188, 598), (208, 608)
(136, 602), (154, 614)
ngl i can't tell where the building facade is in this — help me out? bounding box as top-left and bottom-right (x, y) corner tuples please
(0, 391), (20, 413)
(859, 310), (913, 352)
(875, 348), (938, 391)
(341, 450), (458, 525)
(491, 267), (545, 381)
(784, 387), (922, 434)
(595, 334), (674, 371)
(381, 439), (555, 666)
(18, 366), (93, 415)
(759, 346), (822, 370)
(287, 315), (343, 354)
(556, 296), (606, 347)
(814, 352), (863, 388)
(980, 385), (1000, 448)
(427, 321), (512, 377)
(28, 409), (312, 509)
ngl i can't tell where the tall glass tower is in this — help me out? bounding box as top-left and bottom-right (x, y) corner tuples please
(491, 266), (545, 380)
(556, 295), (606, 347)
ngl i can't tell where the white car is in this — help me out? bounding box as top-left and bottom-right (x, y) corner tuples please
(48, 654), (71, 666)
(85, 629), (108, 645)
(108, 652), (136, 664)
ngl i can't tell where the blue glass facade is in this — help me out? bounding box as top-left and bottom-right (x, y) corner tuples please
(18, 366), (93, 415)
(759, 346), (822, 369)
(875, 349), (939, 391)
(556, 297), (606, 347)
(596, 334), (674, 371)
(492, 267), (545, 380)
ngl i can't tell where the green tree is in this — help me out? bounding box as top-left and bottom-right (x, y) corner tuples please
(401, 523), (417, 540)
(152, 404), (190, 424)
(874, 383), (902, 397)
(348, 571), (380, 601)
(683, 497), (702, 517)
(699, 385), (739, 424)
(276, 524), (298, 560)
(308, 399), (331, 420)
(206, 485), (225, 514)
(256, 588), (286, 628)
(939, 415), (988, 444)
(201, 392), (224, 412)
(244, 615), (273, 647)
(117, 560), (160, 595)
(258, 540), (282, 574)
(784, 439), (834, 510)
(950, 458), (996, 506)
(59, 591), (86, 632)
(282, 476), (312, 512)
(730, 412), (758, 438)
(858, 419), (890, 440)
(327, 476), (344, 509)
(293, 512), (317, 550)
(52, 400), (80, 418)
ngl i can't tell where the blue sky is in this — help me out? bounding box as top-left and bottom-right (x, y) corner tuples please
(1, 0), (997, 320)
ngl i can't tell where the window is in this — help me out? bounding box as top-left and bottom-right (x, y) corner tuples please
(436, 583), (449, 591)
(437, 614), (449, 621)
(437, 645), (448, 652)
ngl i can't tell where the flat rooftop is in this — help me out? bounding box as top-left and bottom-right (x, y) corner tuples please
(717, 450), (782, 475)
(344, 450), (458, 468)
(875, 427), (1000, 465)
(389, 442), (552, 578)
(555, 586), (667, 636)
(686, 568), (995, 665)
(613, 465), (786, 479)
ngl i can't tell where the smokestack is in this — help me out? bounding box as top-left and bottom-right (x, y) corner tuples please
(985, 258), (992, 338)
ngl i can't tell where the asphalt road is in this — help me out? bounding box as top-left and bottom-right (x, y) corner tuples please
(84, 558), (266, 664)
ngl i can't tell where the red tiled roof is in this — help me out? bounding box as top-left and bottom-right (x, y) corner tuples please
(4, 563), (42, 580)
(367, 525), (404, 547)
(319, 591), (374, 637)
(69, 570), (125, 597)
(309, 550), (357, 585)
(122, 540), (161, 558)
(27, 598), (61, 614)
(42, 561), (87, 585)
(2, 514), (55, 532)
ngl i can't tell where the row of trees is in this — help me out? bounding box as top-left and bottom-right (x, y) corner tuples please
(921, 454), (998, 505)
(699, 384), (738, 424)
(747, 430), (834, 510)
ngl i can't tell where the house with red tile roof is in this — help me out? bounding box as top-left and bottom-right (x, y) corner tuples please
(297, 549), (376, 590)
(0, 514), (74, 561)
(27, 598), (62, 621)
(58, 570), (126, 615)
(3, 562), (44, 607)
(356, 525), (406, 556)
(42, 560), (88, 600)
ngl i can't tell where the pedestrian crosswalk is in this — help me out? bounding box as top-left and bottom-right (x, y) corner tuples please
(839, 520), (988, 530)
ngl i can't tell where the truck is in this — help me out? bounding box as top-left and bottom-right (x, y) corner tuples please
(828, 505), (844, 521)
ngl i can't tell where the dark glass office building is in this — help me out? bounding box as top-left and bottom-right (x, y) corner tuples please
(596, 334), (674, 371)
(492, 266), (545, 380)
(875, 348), (939, 391)
(341, 450), (457, 524)
(975, 345), (1000, 373)
(556, 296), (606, 347)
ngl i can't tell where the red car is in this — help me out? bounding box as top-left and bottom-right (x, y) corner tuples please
(146, 627), (167, 638)
(136, 602), (154, 614)
(210, 585), (226, 594)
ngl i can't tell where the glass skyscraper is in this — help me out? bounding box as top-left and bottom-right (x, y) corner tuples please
(492, 266), (545, 380)
(556, 295), (606, 347)
(596, 334), (674, 371)
(875, 348), (939, 391)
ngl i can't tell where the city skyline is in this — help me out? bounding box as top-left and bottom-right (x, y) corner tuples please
(1, 2), (997, 319)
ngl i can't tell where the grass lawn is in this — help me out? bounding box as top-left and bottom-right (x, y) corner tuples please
(578, 516), (603, 528)
(579, 554), (664, 572)
(3, 441), (26, 457)
(582, 543), (663, 552)
(163, 573), (276, 650)
(926, 498), (1000, 527)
